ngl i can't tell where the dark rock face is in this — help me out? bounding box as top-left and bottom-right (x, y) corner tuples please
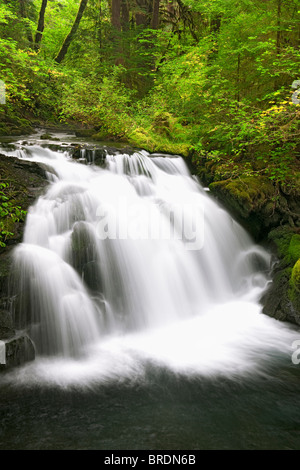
(260, 226), (300, 323)
(40, 141), (136, 168)
(69, 221), (103, 293)
(261, 263), (298, 324)
(0, 153), (48, 251)
(209, 176), (300, 242)
(0, 309), (15, 339)
(0, 252), (12, 305)
(0, 116), (34, 137)
(0, 153), (47, 370)
(0, 333), (35, 370)
(70, 143), (135, 167)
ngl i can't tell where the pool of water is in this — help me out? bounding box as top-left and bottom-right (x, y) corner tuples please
(1, 356), (300, 450)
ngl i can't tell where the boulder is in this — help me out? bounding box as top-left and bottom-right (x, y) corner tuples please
(261, 226), (300, 323)
(0, 333), (35, 370)
(0, 309), (15, 339)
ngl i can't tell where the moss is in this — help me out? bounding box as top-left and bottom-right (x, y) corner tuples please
(0, 125), (9, 136)
(160, 143), (191, 157)
(75, 129), (96, 138)
(127, 128), (156, 152)
(289, 259), (300, 313)
(280, 174), (300, 198)
(268, 227), (300, 264)
(0, 113), (33, 137)
(291, 259), (300, 292)
(209, 176), (276, 221)
(268, 226), (295, 257)
(40, 133), (53, 140)
(127, 128), (191, 157)
(263, 226), (300, 321)
(288, 235), (300, 263)
(151, 112), (177, 138)
(92, 131), (115, 142)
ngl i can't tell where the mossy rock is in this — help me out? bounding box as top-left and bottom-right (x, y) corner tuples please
(262, 226), (300, 324)
(127, 128), (156, 152)
(291, 259), (300, 292)
(151, 112), (176, 137)
(209, 176), (276, 217)
(289, 259), (300, 314)
(208, 176), (296, 240)
(262, 264), (299, 324)
(0, 153), (48, 253)
(0, 113), (34, 137)
(40, 133), (53, 140)
(75, 129), (96, 138)
(154, 142), (191, 158)
(280, 174), (300, 198)
(0, 125), (9, 136)
(91, 129), (122, 142)
(289, 235), (300, 263)
(268, 226), (300, 262)
(128, 128), (191, 157)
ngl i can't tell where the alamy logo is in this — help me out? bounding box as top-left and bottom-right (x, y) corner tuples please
(291, 340), (300, 364)
(95, 200), (205, 251)
(0, 80), (5, 104)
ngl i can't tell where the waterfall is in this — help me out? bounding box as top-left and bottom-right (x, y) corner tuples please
(2, 142), (298, 387)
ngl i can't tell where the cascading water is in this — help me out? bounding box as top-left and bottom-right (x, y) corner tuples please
(2, 141), (299, 387)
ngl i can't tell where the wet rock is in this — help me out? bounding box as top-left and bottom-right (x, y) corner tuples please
(0, 153), (48, 251)
(40, 133), (53, 140)
(261, 226), (300, 323)
(0, 333), (35, 370)
(0, 153), (48, 369)
(0, 309), (15, 339)
(70, 222), (103, 293)
(0, 252), (13, 300)
(209, 176), (300, 242)
(83, 261), (103, 293)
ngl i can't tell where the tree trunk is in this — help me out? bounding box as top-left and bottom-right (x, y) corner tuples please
(274, 0), (282, 90)
(210, 14), (221, 34)
(19, 0), (33, 44)
(55, 0), (88, 64)
(136, 0), (150, 26)
(176, 0), (198, 41)
(34, 0), (48, 50)
(150, 0), (160, 29)
(276, 0), (282, 55)
(111, 0), (121, 30)
(98, 0), (103, 51)
(19, 0), (27, 18)
(237, 53), (240, 102)
(121, 0), (130, 31)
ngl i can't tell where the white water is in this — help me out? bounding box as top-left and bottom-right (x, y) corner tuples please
(2, 142), (299, 387)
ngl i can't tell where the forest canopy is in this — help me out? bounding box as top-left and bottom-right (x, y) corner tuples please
(0, 0), (299, 185)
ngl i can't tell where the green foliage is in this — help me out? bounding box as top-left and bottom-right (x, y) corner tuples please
(0, 0), (299, 191)
(59, 66), (135, 138)
(0, 183), (27, 247)
(291, 259), (300, 292)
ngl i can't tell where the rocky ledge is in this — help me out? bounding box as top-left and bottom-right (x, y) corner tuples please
(0, 153), (48, 370)
(0, 333), (35, 370)
(193, 156), (300, 324)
